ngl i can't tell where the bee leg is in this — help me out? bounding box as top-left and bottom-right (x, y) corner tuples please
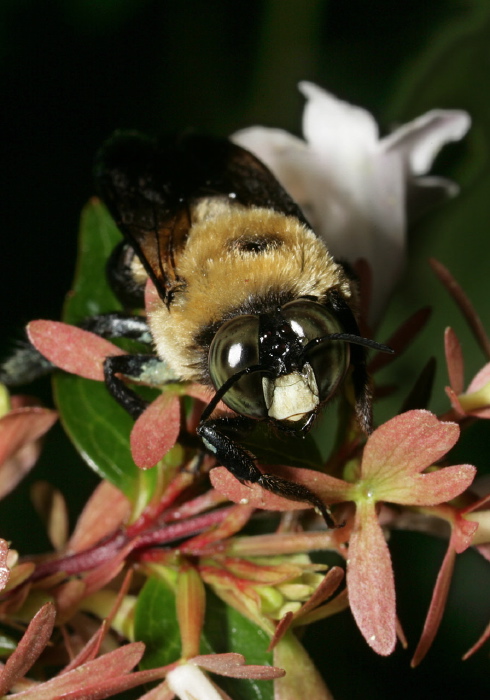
(103, 354), (155, 419)
(106, 241), (145, 309)
(350, 352), (373, 433)
(0, 342), (54, 386)
(198, 417), (337, 528)
(1, 314), (152, 387)
(327, 289), (373, 433)
(82, 314), (182, 417)
(80, 313), (152, 344)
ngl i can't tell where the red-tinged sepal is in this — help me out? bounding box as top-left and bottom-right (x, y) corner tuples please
(190, 652), (284, 680)
(0, 602), (56, 696)
(0, 539), (10, 591)
(210, 464), (349, 512)
(0, 401), (57, 499)
(27, 320), (126, 381)
(176, 563), (206, 659)
(444, 326), (490, 418)
(411, 506), (479, 666)
(349, 410), (475, 506)
(347, 499), (396, 656)
(130, 392), (181, 468)
(411, 543), (455, 667)
(68, 481), (131, 553)
(463, 619), (490, 660)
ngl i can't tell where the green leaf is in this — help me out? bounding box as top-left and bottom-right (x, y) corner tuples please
(134, 576), (182, 670)
(62, 198), (123, 325)
(0, 635), (17, 657)
(52, 200), (156, 503)
(134, 577), (274, 700)
(205, 592), (274, 700)
(53, 373), (157, 500)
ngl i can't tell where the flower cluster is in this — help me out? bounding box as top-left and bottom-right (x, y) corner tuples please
(0, 84), (488, 699)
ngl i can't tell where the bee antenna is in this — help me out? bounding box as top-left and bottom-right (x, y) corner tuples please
(302, 333), (394, 358)
(200, 364), (271, 423)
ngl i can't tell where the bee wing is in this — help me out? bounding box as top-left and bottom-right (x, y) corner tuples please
(95, 132), (192, 303)
(177, 134), (311, 226)
(95, 132), (310, 303)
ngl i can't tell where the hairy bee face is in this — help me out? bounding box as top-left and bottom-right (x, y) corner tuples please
(208, 299), (350, 426)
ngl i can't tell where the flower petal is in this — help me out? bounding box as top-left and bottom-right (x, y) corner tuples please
(382, 109), (471, 176)
(27, 320), (125, 381)
(236, 84), (469, 324)
(347, 501), (396, 655)
(300, 81), (378, 153)
(166, 664), (225, 700)
(467, 362), (490, 394)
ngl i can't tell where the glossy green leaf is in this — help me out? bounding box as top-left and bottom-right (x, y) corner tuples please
(134, 576), (182, 670)
(62, 198), (123, 325)
(53, 374), (157, 500)
(205, 593), (274, 700)
(134, 577), (273, 700)
(52, 200), (156, 502)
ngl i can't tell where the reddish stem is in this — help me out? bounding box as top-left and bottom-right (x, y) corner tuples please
(28, 507), (234, 583)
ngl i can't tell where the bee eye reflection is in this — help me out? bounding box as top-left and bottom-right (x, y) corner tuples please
(209, 315), (266, 418)
(281, 300), (350, 403)
(208, 301), (350, 421)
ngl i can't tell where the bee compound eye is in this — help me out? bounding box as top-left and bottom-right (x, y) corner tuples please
(282, 300), (350, 402)
(208, 315), (267, 418)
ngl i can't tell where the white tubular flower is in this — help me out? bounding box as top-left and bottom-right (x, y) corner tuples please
(233, 81), (471, 323)
(166, 664), (227, 700)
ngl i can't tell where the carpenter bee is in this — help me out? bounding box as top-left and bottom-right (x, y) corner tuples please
(1, 132), (390, 528)
(89, 131), (393, 528)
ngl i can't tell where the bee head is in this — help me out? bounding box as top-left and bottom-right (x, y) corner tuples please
(207, 300), (352, 427)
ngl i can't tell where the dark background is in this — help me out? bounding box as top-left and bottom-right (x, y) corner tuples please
(1, 1), (489, 698)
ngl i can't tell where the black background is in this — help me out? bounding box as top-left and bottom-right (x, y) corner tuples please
(1, 2), (489, 698)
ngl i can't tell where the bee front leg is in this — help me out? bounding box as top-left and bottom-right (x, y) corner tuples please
(104, 349), (180, 420)
(197, 417), (337, 528)
(103, 355), (153, 419)
(197, 416), (259, 482)
(1, 314), (152, 387)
